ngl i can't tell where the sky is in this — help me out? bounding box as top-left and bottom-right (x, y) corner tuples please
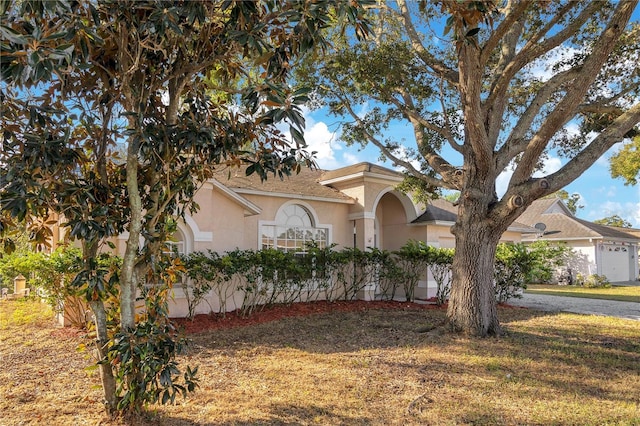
(298, 106), (640, 229)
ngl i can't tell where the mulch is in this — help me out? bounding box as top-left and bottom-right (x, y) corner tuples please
(172, 300), (447, 334)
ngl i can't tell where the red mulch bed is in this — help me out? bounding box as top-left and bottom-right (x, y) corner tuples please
(173, 300), (446, 334)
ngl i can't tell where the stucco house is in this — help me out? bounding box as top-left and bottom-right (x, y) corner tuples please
(516, 198), (640, 283)
(110, 162), (531, 317)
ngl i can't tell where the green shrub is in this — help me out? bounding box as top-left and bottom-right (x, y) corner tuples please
(494, 243), (534, 303)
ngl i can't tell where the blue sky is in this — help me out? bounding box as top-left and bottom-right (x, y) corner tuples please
(300, 106), (640, 228)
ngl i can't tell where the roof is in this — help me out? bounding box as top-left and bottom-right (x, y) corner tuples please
(319, 162), (404, 183)
(413, 198), (535, 232)
(413, 198), (458, 223)
(516, 198), (572, 225)
(518, 199), (639, 241)
(211, 165), (354, 202)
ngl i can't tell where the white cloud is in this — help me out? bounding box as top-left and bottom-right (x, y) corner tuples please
(533, 156), (562, 177)
(342, 152), (362, 165)
(496, 163), (516, 198)
(303, 120), (341, 169)
(497, 156), (563, 198)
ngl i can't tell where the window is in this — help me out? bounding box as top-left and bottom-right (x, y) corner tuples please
(165, 228), (186, 256)
(261, 204), (328, 253)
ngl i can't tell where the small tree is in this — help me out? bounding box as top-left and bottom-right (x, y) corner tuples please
(1, 0), (371, 414)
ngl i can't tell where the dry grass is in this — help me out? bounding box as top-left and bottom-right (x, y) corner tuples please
(526, 284), (640, 302)
(1, 299), (639, 425)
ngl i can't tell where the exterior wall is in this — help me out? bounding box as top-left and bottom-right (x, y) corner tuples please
(376, 192), (412, 251)
(563, 242), (597, 278)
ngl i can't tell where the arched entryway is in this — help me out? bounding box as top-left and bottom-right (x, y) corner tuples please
(373, 190), (415, 252)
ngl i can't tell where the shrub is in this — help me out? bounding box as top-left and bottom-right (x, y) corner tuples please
(494, 243), (535, 303)
(525, 240), (573, 284)
(582, 274), (611, 288)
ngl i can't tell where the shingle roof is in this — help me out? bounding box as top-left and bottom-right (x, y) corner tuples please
(412, 199), (535, 232)
(518, 199), (639, 241)
(413, 198), (458, 223)
(211, 165), (354, 202)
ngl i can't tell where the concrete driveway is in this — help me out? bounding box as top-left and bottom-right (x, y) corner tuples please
(510, 292), (640, 321)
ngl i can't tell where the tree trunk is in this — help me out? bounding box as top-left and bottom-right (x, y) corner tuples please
(89, 300), (118, 413)
(120, 129), (143, 332)
(447, 190), (504, 336)
(82, 240), (118, 413)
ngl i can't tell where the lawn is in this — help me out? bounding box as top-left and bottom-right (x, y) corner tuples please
(526, 283), (640, 303)
(1, 299), (639, 425)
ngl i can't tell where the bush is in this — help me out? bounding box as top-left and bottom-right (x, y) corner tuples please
(525, 240), (573, 284)
(582, 274), (611, 288)
(494, 243), (534, 303)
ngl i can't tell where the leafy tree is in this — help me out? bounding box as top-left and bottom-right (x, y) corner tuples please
(543, 190), (583, 215)
(300, 1), (640, 336)
(594, 215), (634, 228)
(610, 135), (640, 186)
(0, 0), (370, 414)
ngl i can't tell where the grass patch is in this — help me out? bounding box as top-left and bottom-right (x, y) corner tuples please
(1, 299), (639, 425)
(526, 284), (640, 302)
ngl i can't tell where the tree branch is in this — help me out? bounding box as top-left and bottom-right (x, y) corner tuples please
(396, 0), (459, 85)
(511, 0), (638, 185)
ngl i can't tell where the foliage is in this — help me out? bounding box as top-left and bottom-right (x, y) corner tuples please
(610, 135), (640, 186)
(593, 215), (634, 228)
(107, 287), (198, 412)
(182, 251), (223, 320)
(582, 274), (612, 289)
(525, 240), (573, 284)
(298, 0), (640, 336)
(0, 248), (48, 291)
(494, 243), (535, 303)
(393, 241), (428, 302)
(427, 246), (455, 306)
(182, 242), (457, 312)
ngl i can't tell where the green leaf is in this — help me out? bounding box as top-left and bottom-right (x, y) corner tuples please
(0, 25), (27, 45)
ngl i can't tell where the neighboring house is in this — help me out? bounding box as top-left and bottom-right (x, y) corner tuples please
(108, 162), (530, 317)
(516, 198), (640, 283)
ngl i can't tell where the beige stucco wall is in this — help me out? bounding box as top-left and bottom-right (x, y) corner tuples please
(103, 174), (536, 318)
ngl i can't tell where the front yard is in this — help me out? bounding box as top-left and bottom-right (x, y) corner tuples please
(1, 299), (639, 425)
(526, 283), (640, 302)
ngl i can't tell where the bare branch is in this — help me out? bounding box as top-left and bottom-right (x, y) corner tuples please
(335, 92), (458, 190)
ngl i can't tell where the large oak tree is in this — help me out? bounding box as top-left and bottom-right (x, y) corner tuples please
(302, 0), (640, 336)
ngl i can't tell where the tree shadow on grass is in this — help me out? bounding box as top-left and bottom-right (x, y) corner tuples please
(123, 403), (373, 426)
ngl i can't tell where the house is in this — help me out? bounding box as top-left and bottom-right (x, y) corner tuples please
(516, 198), (640, 283)
(110, 162), (530, 317)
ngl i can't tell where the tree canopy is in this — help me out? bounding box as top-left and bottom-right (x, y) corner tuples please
(594, 215), (634, 228)
(301, 0), (640, 335)
(610, 135), (640, 186)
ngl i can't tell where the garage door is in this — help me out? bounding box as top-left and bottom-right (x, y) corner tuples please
(600, 244), (630, 282)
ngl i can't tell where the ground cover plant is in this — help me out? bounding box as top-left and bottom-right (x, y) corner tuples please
(526, 284), (640, 303)
(1, 299), (639, 425)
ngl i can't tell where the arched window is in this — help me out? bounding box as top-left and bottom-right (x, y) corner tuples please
(261, 204), (328, 253)
(165, 228), (186, 255)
